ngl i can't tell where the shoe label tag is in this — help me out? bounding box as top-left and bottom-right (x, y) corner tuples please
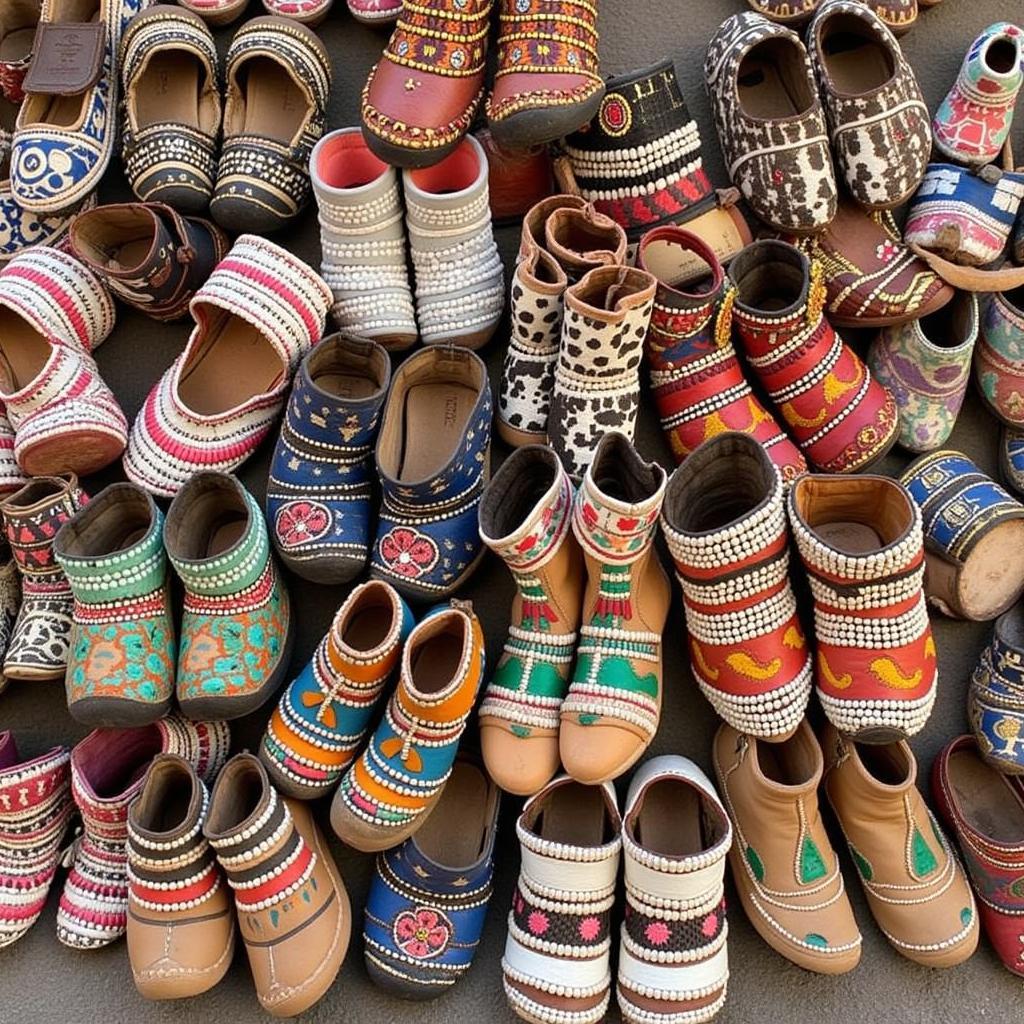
(24, 23), (105, 96)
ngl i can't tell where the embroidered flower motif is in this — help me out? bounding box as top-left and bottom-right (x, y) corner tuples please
(645, 921), (671, 946)
(701, 912), (719, 937)
(578, 916), (601, 941)
(527, 910), (549, 935)
(772, 168), (785, 185)
(379, 527), (439, 579)
(450, 48), (467, 70)
(275, 501), (331, 548)
(393, 907), (452, 959)
(875, 239), (900, 263)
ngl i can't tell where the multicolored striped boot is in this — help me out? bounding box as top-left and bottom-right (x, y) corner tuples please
(559, 432), (670, 784)
(260, 581), (413, 800)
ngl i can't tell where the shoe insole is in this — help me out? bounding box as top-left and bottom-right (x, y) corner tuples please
(817, 522), (882, 554)
(949, 749), (1024, 844)
(416, 762), (490, 866)
(634, 783), (704, 857)
(824, 33), (893, 93)
(28, 3), (100, 129)
(398, 381), (476, 482)
(0, 307), (50, 390)
(241, 58), (307, 144)
(537, 784), (610, 846)
(410, 630), (464, 695)
(99, 234), (152, 273)
(317, 371), (377, 402)
(148, 783), (191, 832)
(135, 52), (200, 131)
(344, 604), (394, 652)
(757, 736), (815, 787)
(738, 47), (811, 120)
(206, 517), (246, 556)
(0, 27), (34, 62)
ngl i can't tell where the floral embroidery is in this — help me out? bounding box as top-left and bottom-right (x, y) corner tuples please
(275, 500), (331, 548)
(701, 912), (719, 937)
(527, 910), (549, 935)
(393, 907), (452, 959)
(645, 921), (671, 945)
(578, 916), (601, 942)
(379, 528), (440, 579)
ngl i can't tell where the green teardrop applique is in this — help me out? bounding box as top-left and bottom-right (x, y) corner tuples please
(805, 934), (828, 948)
(911, 826), (938, 878)
(510, 724), (532, 738)
(960, 907), (973, 927)
(799, 835), (827, 883)
(577, 713), (601, 726)
(849, 844), (873, 881)
(746, 845), (765, 882)
(595, 655), (659, 697)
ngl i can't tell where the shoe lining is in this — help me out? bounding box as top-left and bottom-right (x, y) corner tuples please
(737, 36), (814, 120)
(0, 307), (51, 392)
(528, 780), (614, 846)
(822, 17), (894, 94)
(948, 749), (1024, 844)
(135, 52), (201, 132)
(415, 761), (492, 866)
(231, 58), (310, 146)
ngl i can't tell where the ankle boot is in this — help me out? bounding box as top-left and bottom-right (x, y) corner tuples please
(637, 226), (806, 482)
(498, 195), (626, 448)
(661, 433), (812, 740)
(478, 445), (583, 796)
(559, 432), (669, 784)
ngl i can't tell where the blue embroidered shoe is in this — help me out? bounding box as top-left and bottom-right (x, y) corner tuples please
(371, 347), (492, 602)
(1000, 427), (1024, 498)
(969, 603), (1024, 776)
(363, 757), (499, 999)
(267, 334), (391, 584)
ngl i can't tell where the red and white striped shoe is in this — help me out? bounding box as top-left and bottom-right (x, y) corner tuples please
(123, 235), (332, 498)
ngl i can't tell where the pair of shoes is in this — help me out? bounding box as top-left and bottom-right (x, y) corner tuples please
(502, 758), (732, 1024)
(55, 472), (292, 726)
(127, 752), (348, 1014)
(715, 720), (978, 974)
(311, 128), (503, 351)
(479, 433), (670, 794)
(362, 0), (603, 167)
(123, 233), (331, 497)
(747, 0), (917, 34)
(121, 7), (331, 231)
(705, 2), (929, 232)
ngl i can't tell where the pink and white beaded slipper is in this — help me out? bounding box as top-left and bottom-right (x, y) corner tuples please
(176, 0), (249, 26)
(347, 0), (401, 26)
(262, 0), (333, 25)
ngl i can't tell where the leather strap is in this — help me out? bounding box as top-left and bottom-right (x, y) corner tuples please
(23, 22), (104, 96)
(909, 245), (1024, 292)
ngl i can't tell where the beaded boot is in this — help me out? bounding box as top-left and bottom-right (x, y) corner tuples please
(478, 445), (583, 796)
(559, 432), (669, 784)
(404, 136), (504, 349)
(637, 226), (806, 481)
(57, 715), (230, 949)
(549, 266), (656, 482)
(126, 754), (235, 1000)
(788, 473), (937, 741)
(661, 433), (812, 740)
(0, 735), (73, 948)
(498, 195), (626, 448)
(0, 474), (87, 682)
(260, 581), (414, 800)
(311, 128), (417, 350)
(54, 483), (175, 728)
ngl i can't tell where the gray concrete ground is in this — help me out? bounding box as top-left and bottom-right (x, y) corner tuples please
(2, 0), (1022, 1020)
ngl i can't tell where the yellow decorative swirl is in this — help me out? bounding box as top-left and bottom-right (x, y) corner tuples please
(924, 636), (936, 659)
(714, 285), (736, 348)
(807, 260), (827, 325)
(870, 657), (923, 691)
(781, 401), (828, 430)
(701, 410), (730, 441)
(819, 652), (852, 690)
(822, 360), (863, 406)
(725, 652), (781, 680)
(691, 639), (720, 681)
(783, 626), (806, 650)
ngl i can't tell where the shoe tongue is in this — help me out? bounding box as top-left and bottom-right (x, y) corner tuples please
(0, 732), (20, 771)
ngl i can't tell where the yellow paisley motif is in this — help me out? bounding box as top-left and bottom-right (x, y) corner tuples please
(783, 626), (805, 650)
(781, 401), (828, 430)
(691, 639), (720, 681)
(701, 411), (730, 441)
(869, 657), (922, 690)
(714, 286), (736, 348)
(807, 261), (827, 325)
(924, 637), (936, 659)
(725, 652), (781, 680)
(822, 360), (863, 405)
(819, 652), (853, 690)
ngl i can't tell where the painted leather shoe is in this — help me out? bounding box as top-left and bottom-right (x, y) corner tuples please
(260, 581), (413, 800)
(502, 775), (621, 1024)
(729, 239), (898, 473)
(712, 721), (862, 974)
(617, 756), (732, 1024)
(637, 226), (805, 481)
(560, 432), (670, 785)
(126, 754), (235, 1000)
(745, 0), (818, 27)
(165, 472), (292, 722)
(866, 0), (916, 34)
(933, 735), (1024, 977)
(211, 17), (331, 234)
(868, 291), (978, 453)
(0, 735), (72, 949)
(267, 334), (391, 584)
(968, 603), (1024, 775)
(54, 483), (174, 728)
(363, 757), (498, 998)
(933, 23), (1024, 168)
(822, 725), (979, 968)
(123, 234), (331, 497)
(331, 600), (484, 853)
(57, 715), (231, 949)
(498, 195), (626, 448)
(549, 266), (656, 482)
(69, 201), (229, 321)
(404, 135), (504, 348)
(807, 0), (928, 208)
(478, 445), (583, 796)
(361, 0), (492, 168)
(976, 285), (1024, 428)
(789, 473), (936, 741)
(1002, 427), (1024, 498)
(1, 474), (87, 682)
(485, 0), (604, 150)
(348, 0), (401, 25)
(0, 247), (126, 476)
(311, 127), (417, 350)
(119, 5), (221, 214)
(371, 346), (491, 602)
(704, 13), (837, 234)
(661, 433), (811, 741)
(0, 1), (39, 103)
(205, 753), (350, 1018)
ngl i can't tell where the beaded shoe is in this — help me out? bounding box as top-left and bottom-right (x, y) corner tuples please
(478, 445), (583, 796)
(176, 0), (248, 25)
(637, 226), (805, 481)
(55, 483), (174, 728)
(661, 433), (812, 741)
(746, 0), (818, 26)
(1, 474), (87, 682)
(260, 581), (414, 800)
(865, 0), (916, 34)
(165, 472), (292, 722)
(364, 757), (499, 998)
(502, 775), (621, 1024)
(559, 432), (670, 785)
(823, 724), (979, 968)
(976, 285), (1024, 429)
(261, 0), (333, 26)
(788, 473), (937, 741)
(126, 754), (235, 1000)
(267, 334), (391, 585)
(331, 600), (485, 853)
(205, 753), (350, 1017)
(1002, 427), (1024, 498)
(371, 346), (492, 602)
(729, 239), (898, 474)
(348, 0), (401, 24)
(123, 234), (331, 497)
(0, 1), (39, 104)
(0, 734), (73, 949)
(57, 715), (230, 950)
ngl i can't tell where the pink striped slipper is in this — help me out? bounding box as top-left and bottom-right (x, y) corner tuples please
(123, 234), (332, 498)
(347, 0), (401, 24)
(263, 0), (333, 25)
